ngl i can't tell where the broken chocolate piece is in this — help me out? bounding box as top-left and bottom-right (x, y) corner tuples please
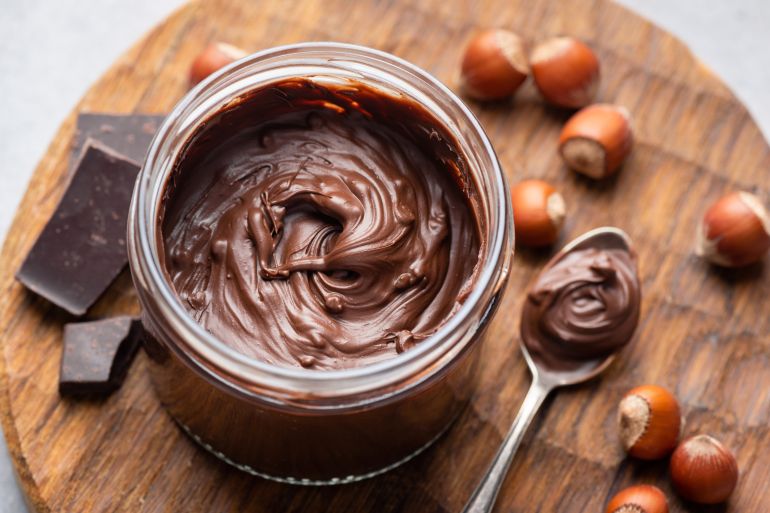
(71, 113), (165, 167)
(59, 316), (142, 396)
(17, 141), (141, 315)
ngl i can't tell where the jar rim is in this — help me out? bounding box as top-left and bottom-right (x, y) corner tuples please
(129, 42), (511, 397)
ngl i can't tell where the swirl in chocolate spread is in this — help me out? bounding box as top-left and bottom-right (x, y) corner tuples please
(159, 79), (482, 370)
(521, 247), (640, 370)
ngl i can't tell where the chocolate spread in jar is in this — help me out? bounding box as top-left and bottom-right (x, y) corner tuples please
(521, 247), (640, 370)
(158, 78), (482, 370)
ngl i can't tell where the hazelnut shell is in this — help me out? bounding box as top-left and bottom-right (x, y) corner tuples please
(190, 42), (247, 86)
(559, 104), (633, 179)
(460, 29), (529, 101)
(531, 36), (600, 108)
(605, 485), (669, 513)
(510, 179), (566, 247)
(670, 434), (738, 504)
(696, 191), (770, 267)
(618, 385), (681, 460)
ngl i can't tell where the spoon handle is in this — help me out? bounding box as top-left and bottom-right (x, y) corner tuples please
(461, 378), (552, 513)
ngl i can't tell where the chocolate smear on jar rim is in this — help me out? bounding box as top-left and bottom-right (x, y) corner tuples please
(158, 78), (484, 370)
(520, 244), (641, 371)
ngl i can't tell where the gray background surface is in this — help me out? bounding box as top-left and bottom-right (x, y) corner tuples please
(0, 1), (768, 511)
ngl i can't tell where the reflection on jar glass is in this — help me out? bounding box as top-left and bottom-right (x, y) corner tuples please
(127, 43), (513, 484)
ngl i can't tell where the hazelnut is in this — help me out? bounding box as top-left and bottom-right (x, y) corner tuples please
(618, 385), (681, 460)
(559, 104), (633, 179)
(605, 485), (669, 513)
(530, 36), (600, 108)
(460, 29), (529, 101)
(670, 434), (738, 504)
(695, 191), (770, 267)
(510, 179), (566, 247)
(190, 42), (247, 86)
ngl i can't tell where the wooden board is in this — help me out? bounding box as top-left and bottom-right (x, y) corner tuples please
(1, 0), (769, 511)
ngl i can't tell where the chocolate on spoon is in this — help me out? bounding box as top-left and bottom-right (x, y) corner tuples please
(462, 227), (641, 513)
(521, 228), (640, 372)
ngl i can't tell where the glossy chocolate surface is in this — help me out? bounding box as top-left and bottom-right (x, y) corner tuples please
(521, 247), (640, 369)
(159, 78), (482, 369)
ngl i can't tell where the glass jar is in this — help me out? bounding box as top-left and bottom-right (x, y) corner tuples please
(127, 42), (513, 484)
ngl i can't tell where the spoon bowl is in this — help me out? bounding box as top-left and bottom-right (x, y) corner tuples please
(521, 226), (633, 388)
(462, 227), (637, 513)
(563, 225), (633, 253)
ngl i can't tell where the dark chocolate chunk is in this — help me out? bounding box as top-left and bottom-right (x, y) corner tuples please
(59, 316), (142, 396)
(71, 113), (165, 167)
(17, 141), (141, 315)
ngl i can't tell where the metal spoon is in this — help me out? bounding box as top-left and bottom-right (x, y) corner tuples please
(462, 227), (635, 513)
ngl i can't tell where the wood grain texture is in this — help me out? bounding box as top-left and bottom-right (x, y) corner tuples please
(1, 0), (769, 511)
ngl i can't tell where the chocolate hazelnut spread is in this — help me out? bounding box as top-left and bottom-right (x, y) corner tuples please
(159, 78), (482, 370)
(521, 247), (640, 369)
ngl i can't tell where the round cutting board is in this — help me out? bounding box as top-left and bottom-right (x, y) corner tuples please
(2, 0), (769, 511)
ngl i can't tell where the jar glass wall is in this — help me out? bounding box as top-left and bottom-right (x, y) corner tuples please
(127, 43), (513, 484)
